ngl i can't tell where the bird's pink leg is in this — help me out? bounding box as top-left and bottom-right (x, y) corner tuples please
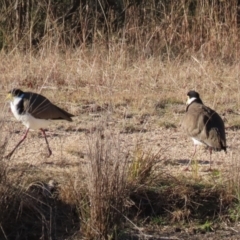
(40, 128), (52, 157)
(184, 144), (197, 170)
(5, 128), (30, 159)
(209, 147), (212, 170)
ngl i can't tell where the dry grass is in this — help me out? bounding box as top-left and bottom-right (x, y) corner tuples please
(81, 129), (129, 239)
(0, 47), (240, 239)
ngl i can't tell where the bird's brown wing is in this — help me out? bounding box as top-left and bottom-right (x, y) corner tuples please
(23, 92), (74, 121)
(201, 105), (226, 151)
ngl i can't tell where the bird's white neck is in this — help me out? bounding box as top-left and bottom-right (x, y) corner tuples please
(187, 97), (197, 105)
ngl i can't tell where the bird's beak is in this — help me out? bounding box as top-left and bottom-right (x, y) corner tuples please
(6, 93), (13, 101)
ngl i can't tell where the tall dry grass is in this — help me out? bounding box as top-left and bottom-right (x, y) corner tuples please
(81, 129), (129, 239)
(0, 0), (239, 60)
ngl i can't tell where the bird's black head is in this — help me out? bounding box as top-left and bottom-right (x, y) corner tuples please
(186, 90), (203, 105)
(187, 90), (200, 99)
(8, 88), (24, 97)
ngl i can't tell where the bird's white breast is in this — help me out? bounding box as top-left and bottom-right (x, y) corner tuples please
(191, 137), (204, 146)
(10, 97), (49, 130)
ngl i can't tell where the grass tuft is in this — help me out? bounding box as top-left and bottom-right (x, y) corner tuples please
(81, 128), (129, 239)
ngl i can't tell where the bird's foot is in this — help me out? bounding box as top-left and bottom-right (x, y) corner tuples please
(183, 166), (191, 171)
(206, 167), (219, 172)
(206, 168), (213, 172)
(47, 148), (52, 158)
(4, 150), (15, 159)
(42, 148), (52, 158)
(4, 153), (12, 159)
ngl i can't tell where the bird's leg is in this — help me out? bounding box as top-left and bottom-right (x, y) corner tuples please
(40, 128), (52, 157)
(185, 144), (197, 170)
(5, 128), (30, 159)
(209, 147), (212, 170)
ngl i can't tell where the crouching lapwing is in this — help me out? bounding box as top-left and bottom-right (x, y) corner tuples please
(6, 88), (74, 158)
(181, 90), (226, 169)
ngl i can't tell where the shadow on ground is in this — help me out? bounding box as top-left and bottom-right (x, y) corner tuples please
(0, 180), (80, 240)
(163, 159), (210, 166)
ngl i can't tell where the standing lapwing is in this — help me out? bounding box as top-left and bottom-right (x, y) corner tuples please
(6, 88), (74, 158)
(181, 90), (226, 169)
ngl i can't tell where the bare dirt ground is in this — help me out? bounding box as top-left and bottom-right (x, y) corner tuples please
(2, 100), (240, 239)
(2, 101), (239, 175)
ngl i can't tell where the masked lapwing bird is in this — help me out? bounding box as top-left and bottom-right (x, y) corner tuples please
(181, 90), (226, 169)
(6, 88), (74, 158)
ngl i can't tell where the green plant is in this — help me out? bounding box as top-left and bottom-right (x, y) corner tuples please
(199, 220), (213, 232)
(150, 216), (167, 225)
(128, 146), (160, 184)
